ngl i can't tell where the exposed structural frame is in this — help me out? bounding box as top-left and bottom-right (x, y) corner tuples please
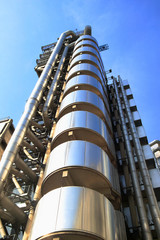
(0, 26), (159, 240)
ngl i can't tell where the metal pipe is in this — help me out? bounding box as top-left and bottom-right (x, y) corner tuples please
(0, 30), (76, 193)
(0, 218), (6, 238)
(42, 46), (69, 129)
(110, 87), (139, 228)
(118, 75), (160, 239)
(26, 129), (45, 153)
(22, 140), (37, 152)
(10, 167), (29, 182)
(15, 155), (37, 182)
(43, 42), (75, 129)
(0, 192), (27, 224)
(113, 78), (152, 240)
(0, 209), (15, 224)
(29, 120), (44, 130)
(84, 25), (92, 35)
(12, 175), (24, 195)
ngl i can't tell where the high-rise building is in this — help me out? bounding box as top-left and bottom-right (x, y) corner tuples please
(0, 26), (159, 240)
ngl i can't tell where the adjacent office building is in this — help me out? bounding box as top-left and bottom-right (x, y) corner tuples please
(0, 26), (159, 240)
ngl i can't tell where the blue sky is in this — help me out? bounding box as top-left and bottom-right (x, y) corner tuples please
(0, 0), (160, 142)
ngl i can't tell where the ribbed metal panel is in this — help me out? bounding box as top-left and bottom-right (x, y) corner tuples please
(29, 187), (115, 240)
(42, 141), (120, 202)
(115, 211), (127, 240)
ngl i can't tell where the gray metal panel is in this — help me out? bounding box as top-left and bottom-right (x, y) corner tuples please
(83, 187), (106, 238)
(132, 111), (140, 121)
(149, 168), (160, 189)
(56, 187), (83, 230)
(104, 196), (115, 240)
(29, 187), (115, 240)
(129, 98), (136, 108)
(29, 188), (61, 240)
(142, 144), (154, 160)
(115, 211), (127, 240)
(122, 79), (129, 87)
(136, 125), (146, 139)
(125, 88), (132, 97)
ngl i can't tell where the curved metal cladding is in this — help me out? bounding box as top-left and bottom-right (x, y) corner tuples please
(58, 90), (112, 135)
(42, 141), (120, 208)
(63, 75), (110, 115)
(115, 211), (127, 240)
(51, 110), (116, 164)
(29, 187), (115, 240)
(32, 34), (124, 240)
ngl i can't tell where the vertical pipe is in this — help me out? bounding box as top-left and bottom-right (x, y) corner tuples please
(118, 76), (160, 239)
(110, 87), (139, 228)
(113, 78), (152, 240)
(42, 45), (69, 129)
(0, 30), (76, 193)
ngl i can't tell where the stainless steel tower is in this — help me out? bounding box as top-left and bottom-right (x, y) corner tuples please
(0, 26), (159, 240)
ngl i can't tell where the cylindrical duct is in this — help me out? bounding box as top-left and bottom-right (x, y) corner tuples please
(29, 186), (115, 240)
(42, 140), (120, 208)
(30, 30), (126, 240)
(84, 25), (92, 35)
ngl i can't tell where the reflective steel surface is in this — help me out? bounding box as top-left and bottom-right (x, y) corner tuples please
(74, 40), (99, 53)
(67, 63), (104, 84)
(29, 32), (126, 240)
(58, 90), (112, 131)
(115, 211), (127, 240)
(42, 141), (120, 198)
(64, 74), (104, 98)
(29, 187), (115, 240)
(51, 111), (116, 163)
(72, 46), (99, 61)
(69, 53), (103, 72)
(64, 75), (110, 114)
(75, 35), (98, 46)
